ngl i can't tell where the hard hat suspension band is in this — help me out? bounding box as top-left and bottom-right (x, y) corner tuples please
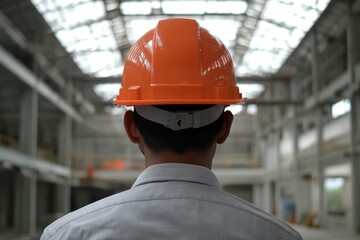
(134, 105), (225, 131)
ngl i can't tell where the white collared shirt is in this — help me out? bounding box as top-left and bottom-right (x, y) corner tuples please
(41, 163), (302, 240)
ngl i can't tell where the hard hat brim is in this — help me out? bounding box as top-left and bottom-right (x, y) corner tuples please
(113, 98), (246, 107)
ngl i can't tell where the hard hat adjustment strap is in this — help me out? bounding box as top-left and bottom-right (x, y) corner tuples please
(134, 105), (224, 131)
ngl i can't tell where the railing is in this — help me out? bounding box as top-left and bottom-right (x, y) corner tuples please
(0, 134), (58, 163)
(0, 134), (19, 150)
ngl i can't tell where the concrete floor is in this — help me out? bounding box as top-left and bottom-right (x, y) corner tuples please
(294, 225), (360, 240)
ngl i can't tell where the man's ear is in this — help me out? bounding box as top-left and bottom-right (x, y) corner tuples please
(124, 111), (141, 144)
(216, 111), (233, 144)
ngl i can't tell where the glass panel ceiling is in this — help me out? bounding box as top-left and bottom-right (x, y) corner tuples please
(238, 0), (330, 75)
(31, 0), (121, 77)
(31, 0), (330, 78)
(127, 18), (240, 53)
(121, 1), (248, 15)
(31, 0), (330, 114)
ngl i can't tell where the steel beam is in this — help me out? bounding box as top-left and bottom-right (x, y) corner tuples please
(114, 12), (246, 18)
(236, 76), (291, 83)
(0, 45), (83, 123)
(74, 76), (118, 85)
(0, 11), (60, 85)
(0, 146), (70, 177)
(0, 11), (95, 114)
(280, 0), (347, 72)
(304, 63), (360, 109)
(0, 12), (28, 49)
(245, 99), (303, 106)
(233, 0), (267, 65)
(103, 0), (131, 60)
(74, 75), (290, 86)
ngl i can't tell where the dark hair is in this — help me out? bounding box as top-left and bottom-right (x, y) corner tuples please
(134, 105), (224, 154)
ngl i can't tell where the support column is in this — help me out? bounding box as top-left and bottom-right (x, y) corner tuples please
(310, 26), (327, 227)
(274, 130), (283, 219)
(292, 119), (301, 224)
(348, 12), (360, 234)
(252, 184), (261, 207)
(17, 89), (38, 237)
(29, 170), (37, 237)
(350, 94), (360, 233)
(347, 13), (360, 91)
(311, 31), (320, 97)
(263, 176), (271, 213)
(262, 134), (273, 214)
(20, 90), (38, 156)
(56, 116), (72, 214)
(56, 80), (73, 214)
(290, 72), (301, 224)
(315, 108), (325, 227)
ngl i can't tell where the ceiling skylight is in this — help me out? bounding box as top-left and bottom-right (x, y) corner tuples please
(161, 1), (247, 15)
(238, 0), (331, 75)
(30, 0), (331, 111)
(332, 99), (351, 119)
(126, 18), (240, 53)
(31, 0), (122, 77)
(121, 0), (247, 16)
(121, 1), (152, 15)
(238, 84), (265, 99)
(31, 0), (331, 78)
(93, 83), (121, 102)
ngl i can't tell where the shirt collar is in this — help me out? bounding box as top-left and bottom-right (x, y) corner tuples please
(132, 163), (220, 188)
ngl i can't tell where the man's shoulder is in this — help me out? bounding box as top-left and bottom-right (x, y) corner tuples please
(40, 189), (133, 240)
(218, 191), (302, 240)
(40, 180), (302, 240)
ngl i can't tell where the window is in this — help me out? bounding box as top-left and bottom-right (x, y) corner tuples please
(331, 99), (351, 119)
(325, 177), (346, 215)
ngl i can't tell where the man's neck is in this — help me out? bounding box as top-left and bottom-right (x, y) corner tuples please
(144, 149), (214, 169)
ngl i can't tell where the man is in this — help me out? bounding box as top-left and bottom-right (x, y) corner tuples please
(41, 18), (302, 240)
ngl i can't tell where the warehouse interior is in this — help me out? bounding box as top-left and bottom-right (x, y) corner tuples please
(0, 0), (360, 239)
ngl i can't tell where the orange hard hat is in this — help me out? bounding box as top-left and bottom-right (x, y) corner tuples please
(113, 18), (244, 106)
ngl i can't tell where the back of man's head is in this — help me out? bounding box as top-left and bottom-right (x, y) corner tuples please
(113, 18), (245, 156)
(134, 105), (225, 154)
